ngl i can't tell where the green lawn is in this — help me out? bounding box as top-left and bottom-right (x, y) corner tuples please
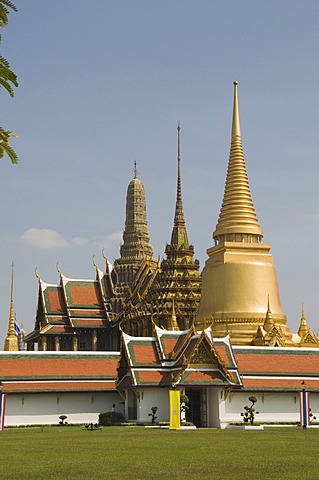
(1, 426), (319, 480)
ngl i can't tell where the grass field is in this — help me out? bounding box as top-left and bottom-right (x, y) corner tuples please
(1, 426), (319, 480)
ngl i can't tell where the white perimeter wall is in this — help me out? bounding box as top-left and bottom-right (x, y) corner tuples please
(7, 388), (319, 427)
(5, 391), (123, 426)
(219, 391), (319, 425)
(135, 388), (170, 423)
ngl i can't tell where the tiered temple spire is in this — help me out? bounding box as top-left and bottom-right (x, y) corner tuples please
(4, 263), (19, 351)
(170, 123), (189, 249)
(213, 81), (263, 244)
(120, 125), (201, 335)
(112, 164), (157, 313)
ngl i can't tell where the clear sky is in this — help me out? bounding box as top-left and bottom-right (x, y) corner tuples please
(1, 0), (319, 347)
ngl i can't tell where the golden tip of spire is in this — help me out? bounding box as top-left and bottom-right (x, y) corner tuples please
(233, 80), (238, 86)
(177, 122), (181, 131)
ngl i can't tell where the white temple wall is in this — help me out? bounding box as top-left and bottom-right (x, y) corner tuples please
(219, 391), (319, 424)
(206, 387), (223, 428)
(5, 391), (121, 426)
(136, 388), (170, 423)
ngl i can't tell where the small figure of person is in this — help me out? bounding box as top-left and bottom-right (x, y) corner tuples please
(111, 404), (116, 412)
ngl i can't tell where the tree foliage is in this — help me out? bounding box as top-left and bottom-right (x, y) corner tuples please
(0, 0), (18, 164)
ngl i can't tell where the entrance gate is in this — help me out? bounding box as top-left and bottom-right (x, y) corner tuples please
(185, 388), (207, 427)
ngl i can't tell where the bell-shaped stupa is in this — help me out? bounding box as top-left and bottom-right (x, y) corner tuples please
(196, 81), (293, 345)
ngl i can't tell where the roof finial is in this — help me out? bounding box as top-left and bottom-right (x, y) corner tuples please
(10, 261), (14, 303)
(133, 160), (138, 179)
(176, 122), (182, 207)
(35, 267), (41, 282)
(92, 255), (98, 271)
(232, 80), (241, 139)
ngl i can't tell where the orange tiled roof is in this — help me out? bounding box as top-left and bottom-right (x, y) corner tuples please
(160, 337), (180, 358)
(134, 370), (172, 385)
(0, 354), (119, 380)
(66, 283), (102, 307)
(234, 348), (319, 375)
(2, 380), (116, 392)
(120, 327), (241, 388)
(242, 377), (319, 391)
(71, 319), (107, 328)
(46, 288), (65, 312)
(180, 370), (225, 384)
(131, 344), (159, 365)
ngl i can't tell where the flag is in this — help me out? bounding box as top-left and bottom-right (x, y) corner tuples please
(0, 394), (6, 431)
(299, 390), (310, 429)
(169, 389), (180, 430)
(14, 317), (20, 337)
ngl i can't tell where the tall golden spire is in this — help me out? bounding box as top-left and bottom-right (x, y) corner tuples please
(170, 123), (189, 248)
(213, 81), (263, 242)
(131, 124), (201, 335)
(4, 262), (19, 351)
(196, 81), (290, 345)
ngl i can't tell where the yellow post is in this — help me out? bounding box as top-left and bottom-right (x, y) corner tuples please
(169, 389), (180, 430)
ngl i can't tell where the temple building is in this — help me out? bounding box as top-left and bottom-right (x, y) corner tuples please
(2, 81), (319, 428)
(9, 81), (319, 351)
(24, 260), (116, 351)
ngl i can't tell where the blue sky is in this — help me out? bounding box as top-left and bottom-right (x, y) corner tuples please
(1, 0), (319, 346)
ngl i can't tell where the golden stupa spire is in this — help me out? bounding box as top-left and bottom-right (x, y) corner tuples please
(4, 262), (19, 351)
(167, 297), (179, 331)
(170, 123), (189, 248)
(213, 81), (263, 241)
(298, 303), (310, 338)
(263, 295), (274, 332)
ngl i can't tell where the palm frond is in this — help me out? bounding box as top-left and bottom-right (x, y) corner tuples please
(0, 1), (17, 28)
(0, 127), (18, 164)
(0, 55), (18, 96)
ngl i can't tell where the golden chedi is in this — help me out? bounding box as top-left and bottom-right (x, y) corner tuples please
(4, 263), (19, 351)
(196, 81), (293, 345)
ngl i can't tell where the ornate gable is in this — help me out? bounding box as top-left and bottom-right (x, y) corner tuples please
(265, 325), (285, 347)
(189, 338), (219, 368)
(300, 332), (319, 347)
(185, 332), (233, 382)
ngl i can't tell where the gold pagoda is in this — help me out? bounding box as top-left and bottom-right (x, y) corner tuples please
(196, 81), (295, 346)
